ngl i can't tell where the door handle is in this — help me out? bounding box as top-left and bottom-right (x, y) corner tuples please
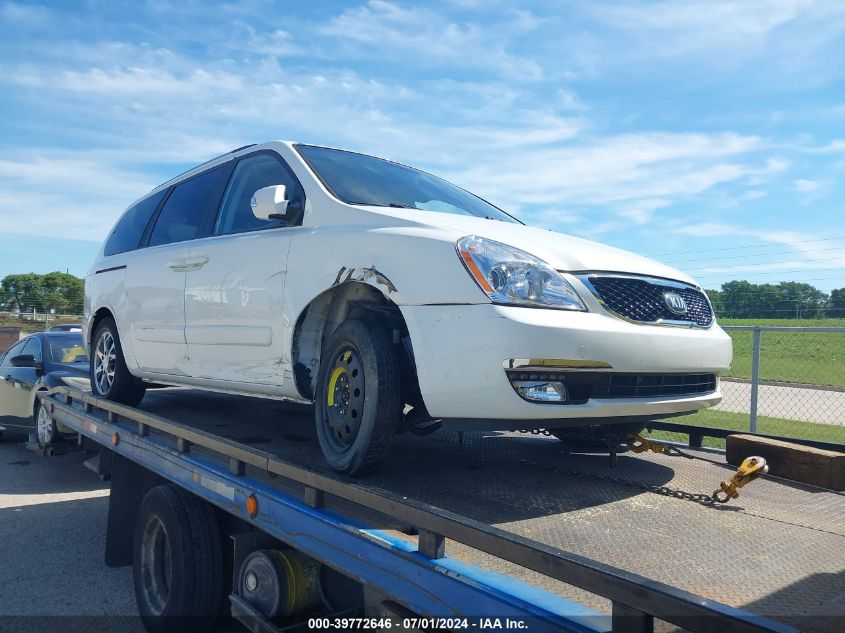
(167, 258), (189, 270)
(167, 256), (208, 270)
(183, 256), (209, 269)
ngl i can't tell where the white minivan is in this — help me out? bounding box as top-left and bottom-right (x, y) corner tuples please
(84, 141), (732, 475)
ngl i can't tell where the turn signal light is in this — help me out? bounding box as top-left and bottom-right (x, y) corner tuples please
(246, 494), (259, 518)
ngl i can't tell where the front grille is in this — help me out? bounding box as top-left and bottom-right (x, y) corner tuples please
(584, 275), (713, 327)
(505, 370), (717, 403)
(590, 373), (717, 398)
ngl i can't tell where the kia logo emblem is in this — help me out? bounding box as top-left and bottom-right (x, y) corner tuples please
(663, 292), (688, 315)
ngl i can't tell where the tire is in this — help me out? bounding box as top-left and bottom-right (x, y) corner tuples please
(133, 485), (223, 633)
(90, 316), (146, 406)
(551, 422), (647, 451)
(34, 398), (59, 447)
(314, 320), (401, 476)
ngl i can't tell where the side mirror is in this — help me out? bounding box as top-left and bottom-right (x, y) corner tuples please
(10, 354), (37, 368)
(251, 185), (289, 221)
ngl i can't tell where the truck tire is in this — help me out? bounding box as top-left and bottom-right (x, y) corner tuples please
(90, 316), (146, 406)
(133, 484), (223, 633)
(315, 319), (401, 476)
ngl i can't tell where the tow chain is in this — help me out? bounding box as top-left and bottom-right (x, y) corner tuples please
(518, 430), (769, 506)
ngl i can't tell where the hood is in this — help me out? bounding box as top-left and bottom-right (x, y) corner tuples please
(363, 207), (697, 285)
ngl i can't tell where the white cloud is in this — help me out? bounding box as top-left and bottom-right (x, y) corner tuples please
(319, 0), (544, 80)
(581, 0), (845, 84)
(793, 178), (821, 192)
(450, 132), (764, 211)
(1, 1), (51, 25)
(616, 198), (671, 225)
(792, 177), (830, 202)
(743, 189), (768, 199)
(595, 0), (811, 39)
(0, 0), (835, 257)
(805, 138), (845, 153)
(14, 65), (243, 96)
(0, 156), (158, 241)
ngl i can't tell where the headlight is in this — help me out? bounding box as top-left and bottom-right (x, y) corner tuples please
(456, 236), (586, 311)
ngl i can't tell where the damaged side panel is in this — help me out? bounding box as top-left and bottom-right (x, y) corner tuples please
(332, 266), (398, 294)
(278, 227), (483, 401)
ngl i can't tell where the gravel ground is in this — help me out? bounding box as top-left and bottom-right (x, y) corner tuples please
(0, 431), (142, 632)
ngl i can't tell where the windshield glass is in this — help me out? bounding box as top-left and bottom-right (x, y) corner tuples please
(48, 335), (87, 363)
(295, 144), (520, 223)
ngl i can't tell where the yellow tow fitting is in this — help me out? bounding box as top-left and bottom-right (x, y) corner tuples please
(712, 456), (769, 503)
(624, 435), (769, 505)
(626, 434), (686, 457)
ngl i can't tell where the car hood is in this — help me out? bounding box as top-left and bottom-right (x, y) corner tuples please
(364, 207), (697, 285)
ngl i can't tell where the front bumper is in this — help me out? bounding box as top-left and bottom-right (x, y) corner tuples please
(400, 304), (732, 426)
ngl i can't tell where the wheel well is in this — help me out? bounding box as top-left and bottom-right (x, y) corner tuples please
(89, 307), (113, 347)
(33, 388), (47, 416)
(291, 282), (421, 404)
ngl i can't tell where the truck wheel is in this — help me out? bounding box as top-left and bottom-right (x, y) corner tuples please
(133, 484), (223, 633)
(91, 316), (146, 406)
(315, 320), (401, 476)
(34, 399), (59, 447)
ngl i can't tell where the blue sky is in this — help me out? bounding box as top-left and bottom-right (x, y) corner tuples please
(1, 0), (844, 292)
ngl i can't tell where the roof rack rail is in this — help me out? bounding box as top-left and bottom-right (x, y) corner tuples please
(157, 143), (257, 188)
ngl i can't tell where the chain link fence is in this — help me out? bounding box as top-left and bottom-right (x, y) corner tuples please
(0, 311), (84, 353)
(674, 326), (845, 446)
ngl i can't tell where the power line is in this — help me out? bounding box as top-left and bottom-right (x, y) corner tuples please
(665, 246), (845, 265)
(648, 235), (845, 257)
(702, 277), (845, 287)
(694, 266), (845, 278)
(680, 256), (845, 273)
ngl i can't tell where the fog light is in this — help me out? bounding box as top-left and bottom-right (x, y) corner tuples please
(511, 380), (568, 402)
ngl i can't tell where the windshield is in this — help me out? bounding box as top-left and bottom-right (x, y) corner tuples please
(295, 144), (521, 224)
(48, 335), (87, 363)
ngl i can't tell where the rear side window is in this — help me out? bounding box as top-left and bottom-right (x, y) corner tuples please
(104, 190), (166, 256)
(148, 165), (229, 247)
(214, 154), (305, 235)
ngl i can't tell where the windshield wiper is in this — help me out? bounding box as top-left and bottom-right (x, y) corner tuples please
(387, 203), (415, 209)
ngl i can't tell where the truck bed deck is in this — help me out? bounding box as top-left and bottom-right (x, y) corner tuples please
(119, 387), (844, 632)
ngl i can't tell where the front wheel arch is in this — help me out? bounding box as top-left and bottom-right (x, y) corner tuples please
(291, 282), (422, 409)
(33, 391), (59, 446)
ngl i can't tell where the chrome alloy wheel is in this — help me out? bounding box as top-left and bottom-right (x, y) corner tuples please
(36, 403), (54, 446)
(94, 330), (116, 395)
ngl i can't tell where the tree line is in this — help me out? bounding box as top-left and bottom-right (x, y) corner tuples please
(0, 272), (843, 320)
(0, 272), (84, 315)
(706, 281), (845, 319)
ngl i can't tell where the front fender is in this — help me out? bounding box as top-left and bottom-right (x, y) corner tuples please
(283, 226), (487, 312)
(40, 371), (91, 393)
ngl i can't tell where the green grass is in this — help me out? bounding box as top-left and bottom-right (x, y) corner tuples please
(719, 318), (845, 388)
(644, 409), (845, 448)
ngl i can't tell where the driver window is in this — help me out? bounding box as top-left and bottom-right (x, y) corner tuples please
(214, 154), (304, 235)
(22, 338), (42, 363)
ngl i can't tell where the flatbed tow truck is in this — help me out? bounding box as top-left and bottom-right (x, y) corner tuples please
(36, 386), (844, 633)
